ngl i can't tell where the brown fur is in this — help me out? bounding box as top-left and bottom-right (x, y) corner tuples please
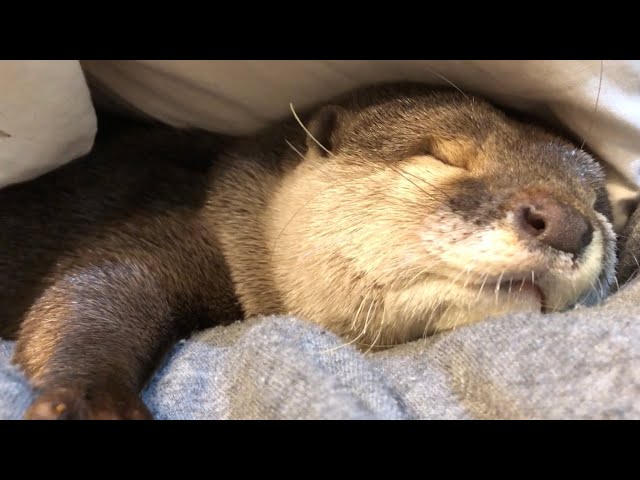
(0, 83), (621, 419)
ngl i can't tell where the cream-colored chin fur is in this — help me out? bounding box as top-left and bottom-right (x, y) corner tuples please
(383, 276), (542, 341)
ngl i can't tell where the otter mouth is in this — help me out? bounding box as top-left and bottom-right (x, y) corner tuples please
(495, 278), (546, 312)
(464, 276), (546, 313)
(401, 271), (552, 314)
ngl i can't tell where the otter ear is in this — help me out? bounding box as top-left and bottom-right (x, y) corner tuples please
(306, 105), (346, 157)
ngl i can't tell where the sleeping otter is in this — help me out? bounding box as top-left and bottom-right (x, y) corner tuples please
(0, 83), (620, 419)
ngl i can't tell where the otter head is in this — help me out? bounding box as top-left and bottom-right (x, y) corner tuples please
(268, 84), (616, 349)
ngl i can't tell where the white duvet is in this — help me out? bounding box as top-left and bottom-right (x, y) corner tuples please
(1, 60), (638, 226)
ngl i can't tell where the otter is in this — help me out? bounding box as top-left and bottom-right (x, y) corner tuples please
(0, 83), (622, 419)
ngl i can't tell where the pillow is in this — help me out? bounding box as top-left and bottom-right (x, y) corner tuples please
(0, 60), (96, 189)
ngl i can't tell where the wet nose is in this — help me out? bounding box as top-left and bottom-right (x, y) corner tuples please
(513, 193), (593, 255)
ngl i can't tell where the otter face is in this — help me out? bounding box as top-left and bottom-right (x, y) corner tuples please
(268, 85), (616, 349)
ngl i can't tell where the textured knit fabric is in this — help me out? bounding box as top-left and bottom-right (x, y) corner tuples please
(2, 276), (638, 420)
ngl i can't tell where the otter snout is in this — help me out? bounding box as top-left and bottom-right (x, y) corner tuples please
(512, 192), (593, 256)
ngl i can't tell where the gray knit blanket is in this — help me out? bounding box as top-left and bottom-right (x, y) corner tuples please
(1, 274), (638, 419)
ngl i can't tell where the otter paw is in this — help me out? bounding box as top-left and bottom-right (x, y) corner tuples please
(24, 387), (153, 420)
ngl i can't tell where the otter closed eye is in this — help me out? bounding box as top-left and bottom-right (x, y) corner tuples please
(410, 140), (467, 169)
(0, 82), (618, 419)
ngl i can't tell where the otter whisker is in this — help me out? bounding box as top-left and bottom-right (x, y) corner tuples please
(365, 330), (384, 354)
(285, 138), (305, 158)
(449, 267), (470, 288)
(284, 137), (364, 196)
(476, 272), (489, 301)
(350, 289), (371, 331)
(423, 301), (442, 337)
(622, 252), (640, 290)
(364, 310), (385, 355)
(584, 273), (605, 303)
(356, 341), (404, 348)
(596, 276), (605, 300)
(402, 265), (433, 289)
(462, 268), (476, 313)
(323, 286), (374, 354)
(420, 65), (472, 103)
(495, 270), (504, 305)
(439, 302), (457, 332)
(290, 103), (333, 157)
(361, 296), (377, 335)
(620, 265), (639, 290)
(618, 254), (640, 289)
(570, 276), (579, 301)
(462, 265), (475, 290)
(394, 165), (455, 202)
(580, 60), (605, 151)
(320, 325), (367, 354)
(426, 271), (463, 336)
(388, 164), (443, 203)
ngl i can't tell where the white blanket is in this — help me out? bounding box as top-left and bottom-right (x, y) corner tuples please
(2, 60), (639, 225)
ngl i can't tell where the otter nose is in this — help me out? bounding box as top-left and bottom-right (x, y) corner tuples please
(514, 194), (593, 255)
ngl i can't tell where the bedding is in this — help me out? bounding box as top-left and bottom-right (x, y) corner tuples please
(0, 60), (639, 419)
(2, 274), (639, 420)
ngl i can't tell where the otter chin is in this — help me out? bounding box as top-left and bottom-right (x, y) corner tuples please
(0, 82), (618, 419)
